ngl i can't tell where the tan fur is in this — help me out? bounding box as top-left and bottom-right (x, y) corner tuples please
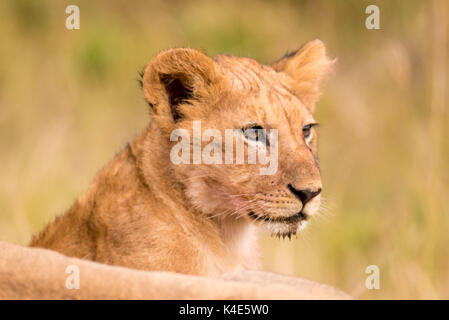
(30, 40), (334, 277)
(1, 241), (351, 299)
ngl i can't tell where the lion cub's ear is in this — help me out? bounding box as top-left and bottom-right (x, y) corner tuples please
(141, 48), (219, 122)
(273, 40), (334, 113)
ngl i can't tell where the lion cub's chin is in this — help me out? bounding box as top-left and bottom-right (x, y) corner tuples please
(260, 219), (308, 239)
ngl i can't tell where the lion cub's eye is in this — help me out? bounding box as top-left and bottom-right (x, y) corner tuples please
(303, 123), (318, 139)
(303, 125), (312, 138)
(242, 125), (269, 146)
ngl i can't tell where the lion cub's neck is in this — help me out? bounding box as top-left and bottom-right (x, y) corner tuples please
(215, 217), (261, 270)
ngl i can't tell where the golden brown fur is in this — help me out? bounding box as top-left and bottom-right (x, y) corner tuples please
(31, 40), (334, 277)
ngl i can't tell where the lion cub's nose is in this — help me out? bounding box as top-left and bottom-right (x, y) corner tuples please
(287, 184), (321, 205)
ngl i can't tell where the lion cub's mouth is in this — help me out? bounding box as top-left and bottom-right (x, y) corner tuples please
(248, 211), (308, 224)
(247, 210), (308, 238)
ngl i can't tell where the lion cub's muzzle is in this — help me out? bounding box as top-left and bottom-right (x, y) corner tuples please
(247, 184), (322, 237)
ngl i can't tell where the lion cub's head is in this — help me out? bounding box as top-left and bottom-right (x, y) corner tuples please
(141, 40), (334, 237)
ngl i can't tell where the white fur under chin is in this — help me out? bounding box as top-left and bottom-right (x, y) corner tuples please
(262, 220), (308, 237)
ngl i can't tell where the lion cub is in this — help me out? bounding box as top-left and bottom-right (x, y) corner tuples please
(31, 40), (333, 276)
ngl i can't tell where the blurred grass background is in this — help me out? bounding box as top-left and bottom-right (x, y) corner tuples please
(0, 0), (448, 299)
